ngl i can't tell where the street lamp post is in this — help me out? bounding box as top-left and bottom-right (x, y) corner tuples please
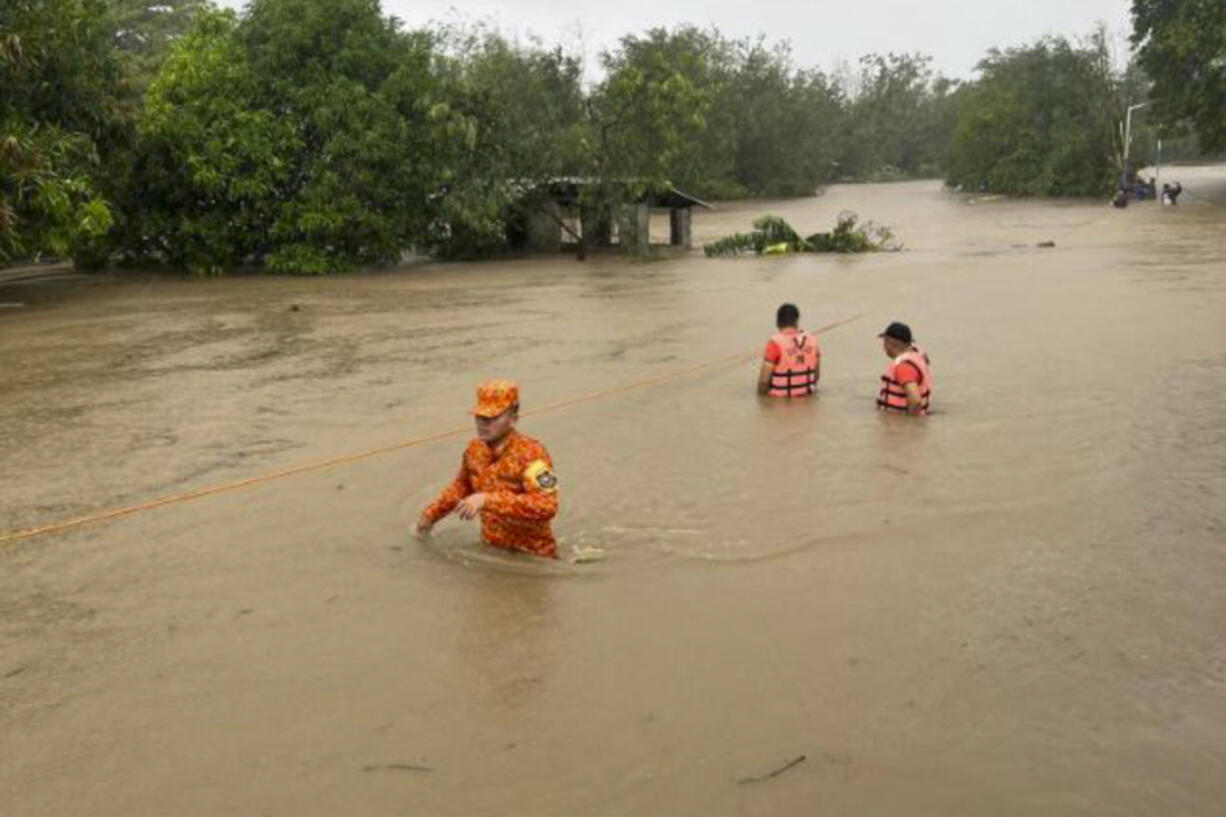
(1122, 102), (1152, 191)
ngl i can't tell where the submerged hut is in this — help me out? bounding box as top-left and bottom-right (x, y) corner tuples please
(509, 178), (713, 253)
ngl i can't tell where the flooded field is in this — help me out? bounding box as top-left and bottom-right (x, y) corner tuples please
(3, 170), (1225, 816)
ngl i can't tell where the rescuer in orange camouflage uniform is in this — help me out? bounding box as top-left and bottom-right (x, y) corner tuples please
(415, 380), (559, 558)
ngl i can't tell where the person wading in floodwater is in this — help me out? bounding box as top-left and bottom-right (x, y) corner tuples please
(415, 380), (559, 558)
(876, 322), (933, 417)
(757, 302), (821, 397)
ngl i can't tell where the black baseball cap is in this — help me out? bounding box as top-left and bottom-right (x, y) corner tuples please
(878, 322), (913, 344)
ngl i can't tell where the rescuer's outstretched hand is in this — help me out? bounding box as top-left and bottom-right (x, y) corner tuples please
(456, 493), (488, 520)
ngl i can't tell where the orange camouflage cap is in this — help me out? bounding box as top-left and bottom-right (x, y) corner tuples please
(472, 379), (520, 418)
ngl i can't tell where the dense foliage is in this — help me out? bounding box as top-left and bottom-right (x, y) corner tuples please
(112, 0), (213, 92)
(3, 0), (1225, 271)
(1132, 0), (1226, 153)
(589, 31), (958, 199)
(946, 35), (1123, 197)
(430, 28), (587, 257)
(836, 53), (961, 182)
(119, 0), (467, 274)
(0, 0), (124, 265)
(0, 1), (959, 271)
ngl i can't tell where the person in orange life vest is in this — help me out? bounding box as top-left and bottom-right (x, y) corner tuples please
(876, 322), (932, 416)
(757, 302), (821, 397)
(415, 380), (559, 558)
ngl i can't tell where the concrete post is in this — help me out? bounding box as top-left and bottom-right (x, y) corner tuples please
(527, 201), (562, 252)
(669, 207), (692, 248)
(580, 207), (613, 247)
(619, 202), (650, 254)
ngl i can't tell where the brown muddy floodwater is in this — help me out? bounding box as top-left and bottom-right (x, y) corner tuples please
(3, 171), (1226, 816)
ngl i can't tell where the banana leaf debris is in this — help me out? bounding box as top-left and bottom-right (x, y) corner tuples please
(704, 212), (899, 257)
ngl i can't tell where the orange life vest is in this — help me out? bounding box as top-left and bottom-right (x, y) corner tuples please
(878, 345), (932, 415)
(767, 330), (819, 397)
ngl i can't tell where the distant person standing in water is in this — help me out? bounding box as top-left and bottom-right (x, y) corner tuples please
(415, 380), (559, 558)
(757, 303), (821, 397)
(1162, 182), (1183, 205)
(876, 322), (932, 417)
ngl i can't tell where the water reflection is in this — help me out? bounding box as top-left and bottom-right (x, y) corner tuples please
(452, 568), (557, 712)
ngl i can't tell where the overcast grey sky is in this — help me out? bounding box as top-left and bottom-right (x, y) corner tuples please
(216, 0), (1135, 80)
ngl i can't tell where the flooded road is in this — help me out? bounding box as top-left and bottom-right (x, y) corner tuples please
(3, 170), (1225, 816)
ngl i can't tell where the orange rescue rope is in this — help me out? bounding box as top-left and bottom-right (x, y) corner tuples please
(0, 314), (862, 546)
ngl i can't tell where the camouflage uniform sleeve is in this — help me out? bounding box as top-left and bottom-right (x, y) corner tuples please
(484, 447), (558, 521)
(420, 452), (474, 523)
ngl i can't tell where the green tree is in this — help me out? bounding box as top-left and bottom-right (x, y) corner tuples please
(946, 34), (1120, 196)
(110, 0), (214, 91)
(1131, 0), (1226, 152)
(122, 9), (299, 271)
(589, 28), (719, 193)
(559, 27), (719, 254)
(634, 27), (739, 198)
(429, 28), (587, 256)
(0, 0), (123, 265)
(723, 40), (842, 195)
(125, 0), (465, 274)
(836, 53), (956, 180)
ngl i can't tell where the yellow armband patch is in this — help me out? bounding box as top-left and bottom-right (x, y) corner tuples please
(523, 459), (557, 493)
